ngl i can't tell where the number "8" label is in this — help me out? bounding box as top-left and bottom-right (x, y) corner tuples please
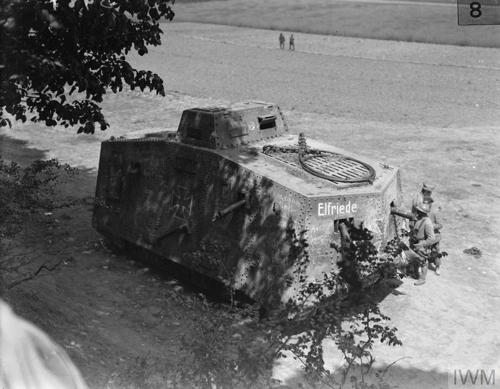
(470, 1), (482, 18)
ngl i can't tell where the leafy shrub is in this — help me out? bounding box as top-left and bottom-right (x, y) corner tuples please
(176, 224), (403, 389)
(0, 157), (76, 237)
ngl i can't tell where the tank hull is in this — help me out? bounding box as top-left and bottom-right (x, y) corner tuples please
(93, 133), (402, 306)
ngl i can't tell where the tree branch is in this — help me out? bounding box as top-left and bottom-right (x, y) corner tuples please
(7, 257), (65, 289)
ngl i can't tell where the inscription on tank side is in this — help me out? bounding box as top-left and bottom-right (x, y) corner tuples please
(317, 200), (358, 218)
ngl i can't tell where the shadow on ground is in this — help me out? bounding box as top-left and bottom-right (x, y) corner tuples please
(279, 364), (451, 389)
(0, 134), (47, 163)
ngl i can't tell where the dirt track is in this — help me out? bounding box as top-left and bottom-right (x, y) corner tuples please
(2, 22), (500, 388)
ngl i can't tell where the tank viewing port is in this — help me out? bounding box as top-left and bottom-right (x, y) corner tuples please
(258, 115), (277, 130)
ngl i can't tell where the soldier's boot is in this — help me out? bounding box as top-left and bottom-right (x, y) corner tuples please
(414, 266), (427, 286)
(434, 257), (442, 276)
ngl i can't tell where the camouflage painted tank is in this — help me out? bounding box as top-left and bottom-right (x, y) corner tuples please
(93, 101), (402, 306)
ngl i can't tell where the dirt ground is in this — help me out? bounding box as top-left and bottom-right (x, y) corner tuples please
(0, 137), (195, 389)
(1, 23), (499, 389)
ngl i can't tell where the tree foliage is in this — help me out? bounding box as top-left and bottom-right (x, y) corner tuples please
(0, 157), (77, 294)
(0, 158), (76, 237)
(0, 0), (174, 133)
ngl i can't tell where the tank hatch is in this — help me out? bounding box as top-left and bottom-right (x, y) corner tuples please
(262, 134), (375, 185)
(177, 101), (288, 149)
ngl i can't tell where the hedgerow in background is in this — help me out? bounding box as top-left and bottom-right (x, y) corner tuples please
(0, 0), (175, 133)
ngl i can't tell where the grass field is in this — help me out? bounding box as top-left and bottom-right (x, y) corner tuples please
(173, 0), (500, 47)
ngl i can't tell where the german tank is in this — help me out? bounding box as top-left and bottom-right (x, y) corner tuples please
(93, 101), (402, 306)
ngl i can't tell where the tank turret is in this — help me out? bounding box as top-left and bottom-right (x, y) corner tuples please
(177, 101), (287, 149)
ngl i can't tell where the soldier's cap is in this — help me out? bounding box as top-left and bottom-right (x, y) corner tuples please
(415, 202), (431, 214)
(422, 183), (435, 192)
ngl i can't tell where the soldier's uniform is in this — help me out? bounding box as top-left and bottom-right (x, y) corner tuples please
(406, 202), (438, 285)
(424, 197), (442, 274)
(423, 194), (442, 232)
(289, 34), (295, 50)
(391, 183), (443, 282)
(279, 33), (285, 49)
(428, 211), (442, 232)
(410, 215), (436, 251)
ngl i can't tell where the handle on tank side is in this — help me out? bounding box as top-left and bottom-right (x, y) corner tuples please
(212, 193), (249, 222)
(153, 223), (191, 243)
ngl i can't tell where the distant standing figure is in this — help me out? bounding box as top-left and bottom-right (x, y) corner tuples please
(289, 34), (295, 51)
(279, 33), (285, 49)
